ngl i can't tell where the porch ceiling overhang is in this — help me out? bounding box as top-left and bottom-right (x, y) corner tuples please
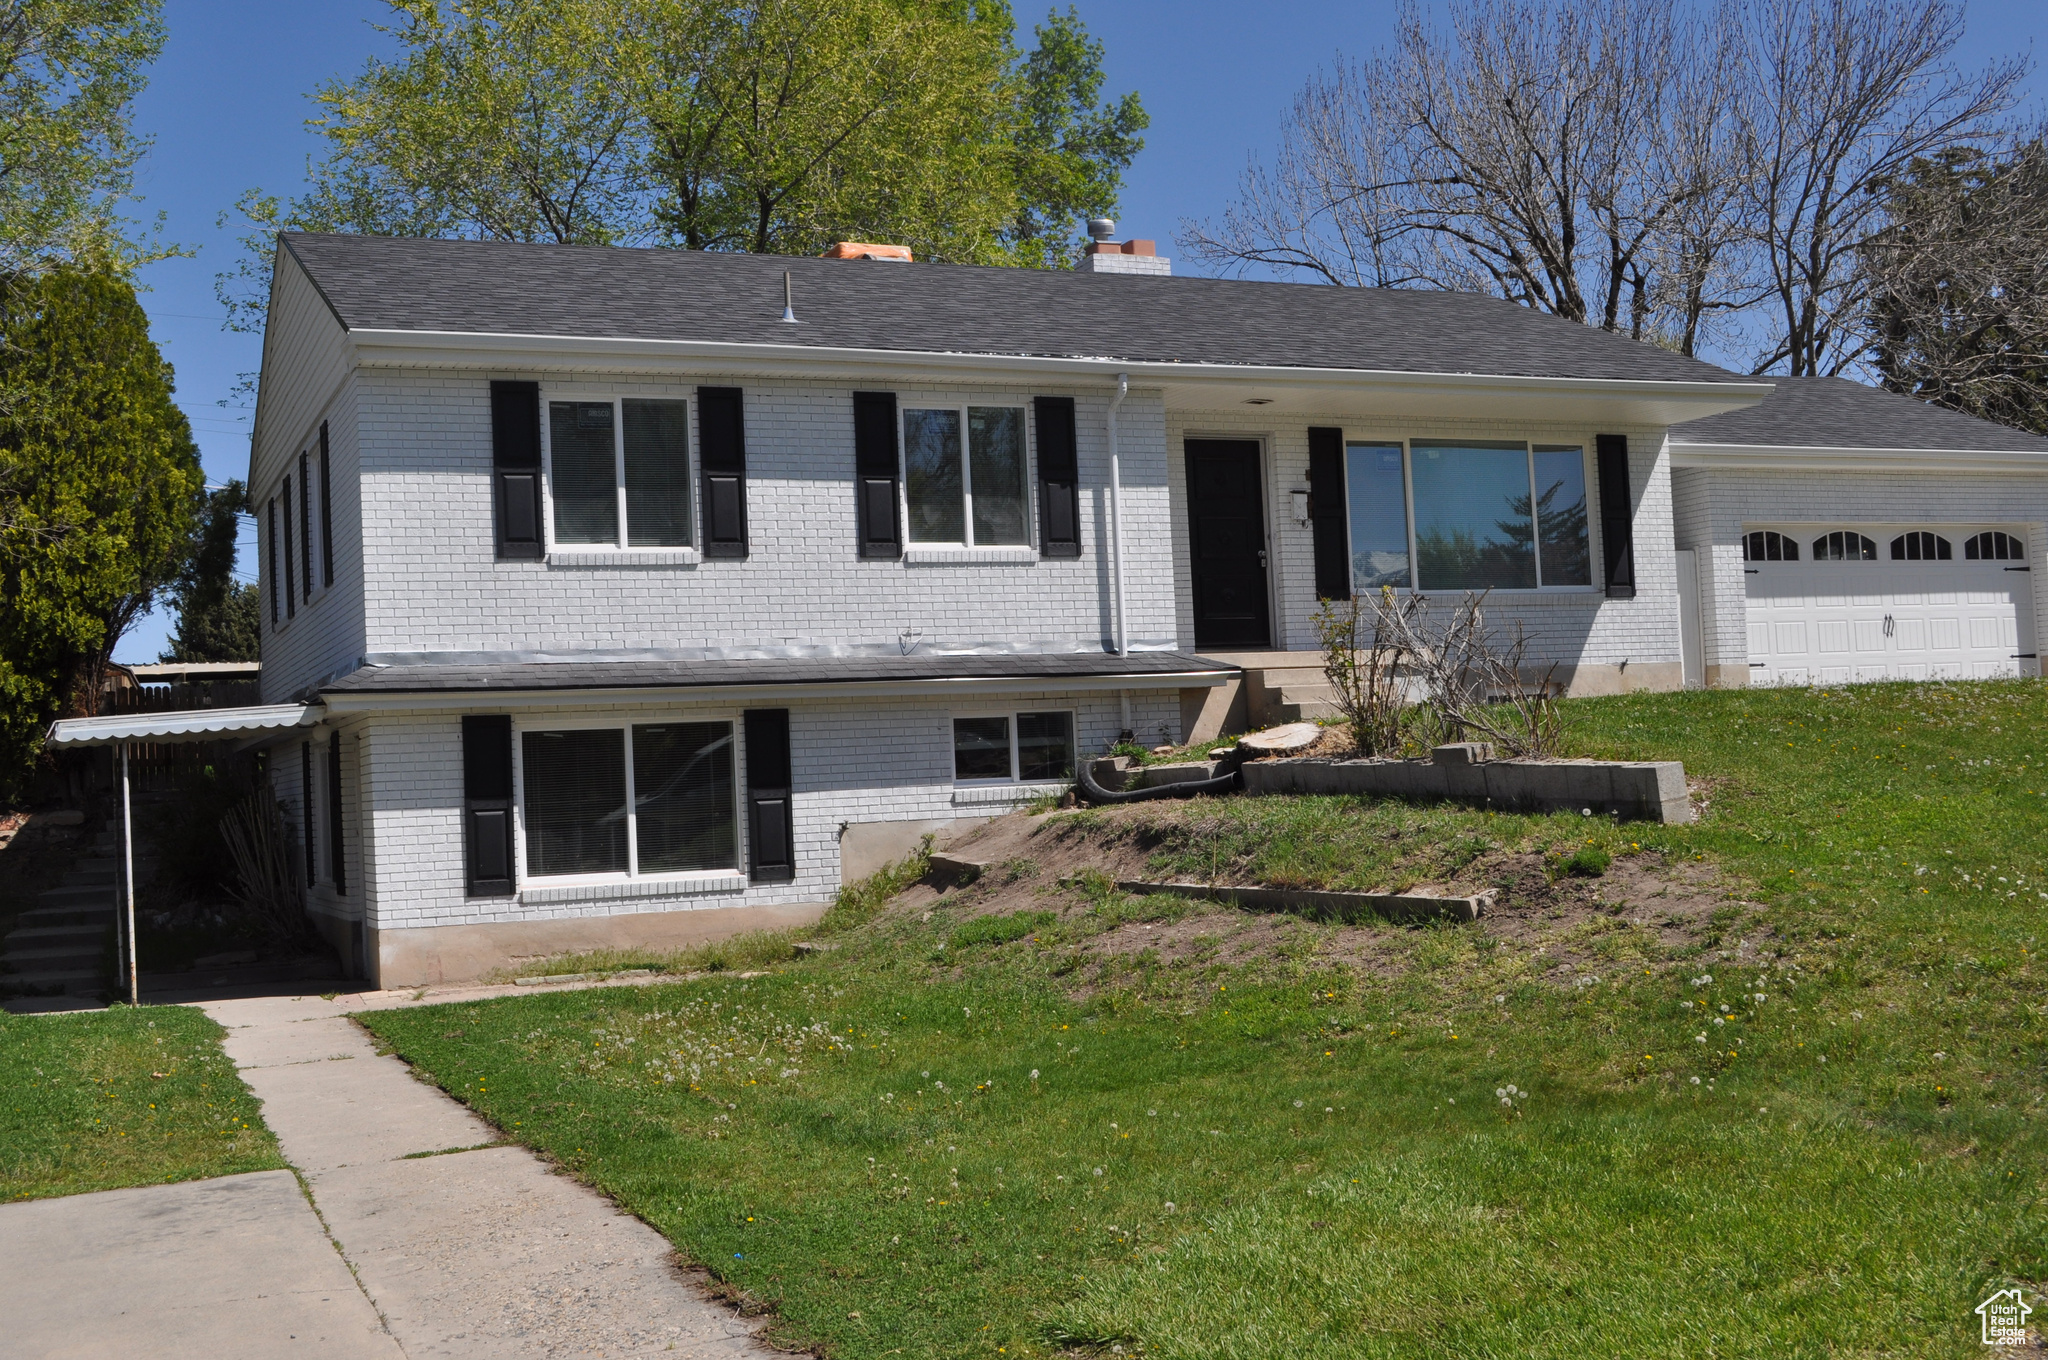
(45, 702), (322, 748)
(343, 328), (1774, 427)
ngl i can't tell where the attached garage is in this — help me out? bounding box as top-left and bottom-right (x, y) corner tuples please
(1668, 377), (2048, 691)
(1743, 527), (2036, 684)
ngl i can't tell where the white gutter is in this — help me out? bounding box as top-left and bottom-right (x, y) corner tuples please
(1669, 440), (2048, 473)
(1108, 371), (1130, 657)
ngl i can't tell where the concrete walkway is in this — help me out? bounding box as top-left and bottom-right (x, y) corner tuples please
(1, 985), (779, 1360)
(204, 992), (777, 1359)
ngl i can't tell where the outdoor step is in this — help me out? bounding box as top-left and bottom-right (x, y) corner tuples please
(17, 904), (116, 929)
(3, 944), (104, 969)
(37, 884), (113, 908)
(5, 923), (107, 948)
(62, 867), (118, 888)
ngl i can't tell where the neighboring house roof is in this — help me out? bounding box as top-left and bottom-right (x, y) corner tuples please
(1669, 375), (2048, 455)
(316, 650), (1236, 703)
(278, 232), (1755, 387)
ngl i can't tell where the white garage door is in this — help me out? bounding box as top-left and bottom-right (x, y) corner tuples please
(1745, 533), (2037, 685)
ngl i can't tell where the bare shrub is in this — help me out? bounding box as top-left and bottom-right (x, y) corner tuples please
(218, 792), (316, 946)
(1364, 592), (1568, 759)
(1313, 588), (1416, 756)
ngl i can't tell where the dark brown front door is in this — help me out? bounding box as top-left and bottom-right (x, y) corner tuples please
(1186, 439), (1271, 649)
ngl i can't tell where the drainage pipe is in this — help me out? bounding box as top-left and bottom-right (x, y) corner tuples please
(1076, 758), (1239, 804)
(1107, 372), (1129, 656)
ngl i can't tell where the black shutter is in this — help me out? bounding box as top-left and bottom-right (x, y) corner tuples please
(266, 498), (279, 625)
(490, 380), (544, 560)
(282, 476), (295, 617)
(1034, 396), (1081, 558)
(1308, 426), (1350, 600)
(327, 729), (346, 895)
(301, 742), (316, 887)
(743, 708), (795, 882)
(1595, 434), (1636, 599)
(697, 386), (749, 557)
(298, 451), (313, 600)
(318, 422), (335, 588)
(853, 391), (900, 558)
(462, 715), (516, 896)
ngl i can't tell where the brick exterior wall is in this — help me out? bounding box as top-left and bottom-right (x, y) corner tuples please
(352, 689), (1175, 934)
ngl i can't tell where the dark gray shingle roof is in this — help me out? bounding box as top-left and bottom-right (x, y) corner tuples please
(280, 232), (1752, 386)
(319, 650), (1234, 697)
(1669, 375), (2048, 453)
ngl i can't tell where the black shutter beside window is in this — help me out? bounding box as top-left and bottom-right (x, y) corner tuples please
(318, 422), (335, 587)
(1308, 427), (1350, 600)
(853, 391), (900, 558)
(1033, 396), (1081, 558)
(298, 451), (313, 600)
(282, 476), (295, 617)
(301, 743), (316, 887)
(1595, 434), (1636, 599)
(267, 498), (279, 625)
(462, 715), (516, 896)
(697, 386), (748, 557)
(743, 709), (795, 883)
(490, 380), (544, 560)
(327, 730), (346, 895)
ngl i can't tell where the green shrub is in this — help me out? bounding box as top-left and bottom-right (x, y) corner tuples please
(1560, 843), (1612, 877)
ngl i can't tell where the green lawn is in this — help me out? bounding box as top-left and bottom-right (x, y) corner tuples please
(360, 681), (2048, 1358)
(1, 1006), (283, 1201)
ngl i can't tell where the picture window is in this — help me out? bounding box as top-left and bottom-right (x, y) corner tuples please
(1342, 439), (1592, 592)
(519, 720), (736, 881)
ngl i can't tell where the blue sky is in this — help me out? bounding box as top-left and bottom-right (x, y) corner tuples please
(114, 0), (2048, 660)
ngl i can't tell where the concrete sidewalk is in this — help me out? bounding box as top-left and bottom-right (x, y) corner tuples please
(201, 992), (776, 1359)
(0, 1170), (402, 1360)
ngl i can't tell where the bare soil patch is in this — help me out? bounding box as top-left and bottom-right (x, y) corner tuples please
(895, 805), (1757, 987)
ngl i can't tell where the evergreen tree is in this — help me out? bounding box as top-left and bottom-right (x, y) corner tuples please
(0, 268), (202, 792)
(161, 480), (259, 663)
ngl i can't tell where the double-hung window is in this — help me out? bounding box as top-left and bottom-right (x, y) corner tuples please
(952, 711), (1075, 783)
(902, 405), (1030, 547)
(1343, 438), (1593, 592)
(546, 396), (693, 550)
(519, 720), (737, 881)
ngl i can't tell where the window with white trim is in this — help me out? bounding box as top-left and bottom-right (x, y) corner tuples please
(1343, 438), (1593, 592)
(519, 720), (737, 880)
(952, 711), (1075, 782)
(903, 405), (1030, 546)
(545, 397), (693, 549)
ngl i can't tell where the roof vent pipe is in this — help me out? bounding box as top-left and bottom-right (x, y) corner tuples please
(781, 271), (797, 323)
(1108, 371), (1129, 656)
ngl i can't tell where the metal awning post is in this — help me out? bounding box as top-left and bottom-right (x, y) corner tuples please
(120, 741), (138, 1006)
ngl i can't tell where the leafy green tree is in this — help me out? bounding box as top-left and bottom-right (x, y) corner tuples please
(0, 269), (202, 791)
(218, 1), (1145, 328)
(1006, 7), (1147, 269)
(161, 480), (259, 663)
(0, 0), (167, 275)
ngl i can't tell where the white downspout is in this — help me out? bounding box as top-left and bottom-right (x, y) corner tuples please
(1108, 372), (1130, 656)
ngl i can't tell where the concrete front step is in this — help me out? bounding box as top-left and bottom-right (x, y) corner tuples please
(16, 904), (116, 930)
(0, 967), (105, 995)
(63, 865), (118, 887)
(5, 923), (108, 947)
(4, 945), (104, 970)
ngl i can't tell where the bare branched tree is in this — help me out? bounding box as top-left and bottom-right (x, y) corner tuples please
(1737, 0), (2025, 375)
(1186, 0), (2027, 376)
(1864, 137), (2048, 432)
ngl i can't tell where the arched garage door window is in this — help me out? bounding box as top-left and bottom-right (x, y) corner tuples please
(1812, 531), (1877, 561)
(1965, 531), (2026, 560)
(1743, 530), (1799, 561)
(1890, 531), (1952, 560)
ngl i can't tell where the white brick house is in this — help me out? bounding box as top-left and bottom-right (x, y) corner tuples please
(133, 230), (2035, 987)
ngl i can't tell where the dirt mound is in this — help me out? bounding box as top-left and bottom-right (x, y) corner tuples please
(889, 806), (1756, 988)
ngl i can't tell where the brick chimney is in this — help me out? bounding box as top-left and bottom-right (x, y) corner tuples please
(822, 242), (913, 261)
(1079, 218), (1170, 276)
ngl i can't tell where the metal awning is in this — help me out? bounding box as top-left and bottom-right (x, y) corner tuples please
(45, 702), (320, 748)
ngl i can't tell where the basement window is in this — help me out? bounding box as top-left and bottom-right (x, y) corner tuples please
(518, 720), (737, 880)
(953, 711), (1075, 783)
